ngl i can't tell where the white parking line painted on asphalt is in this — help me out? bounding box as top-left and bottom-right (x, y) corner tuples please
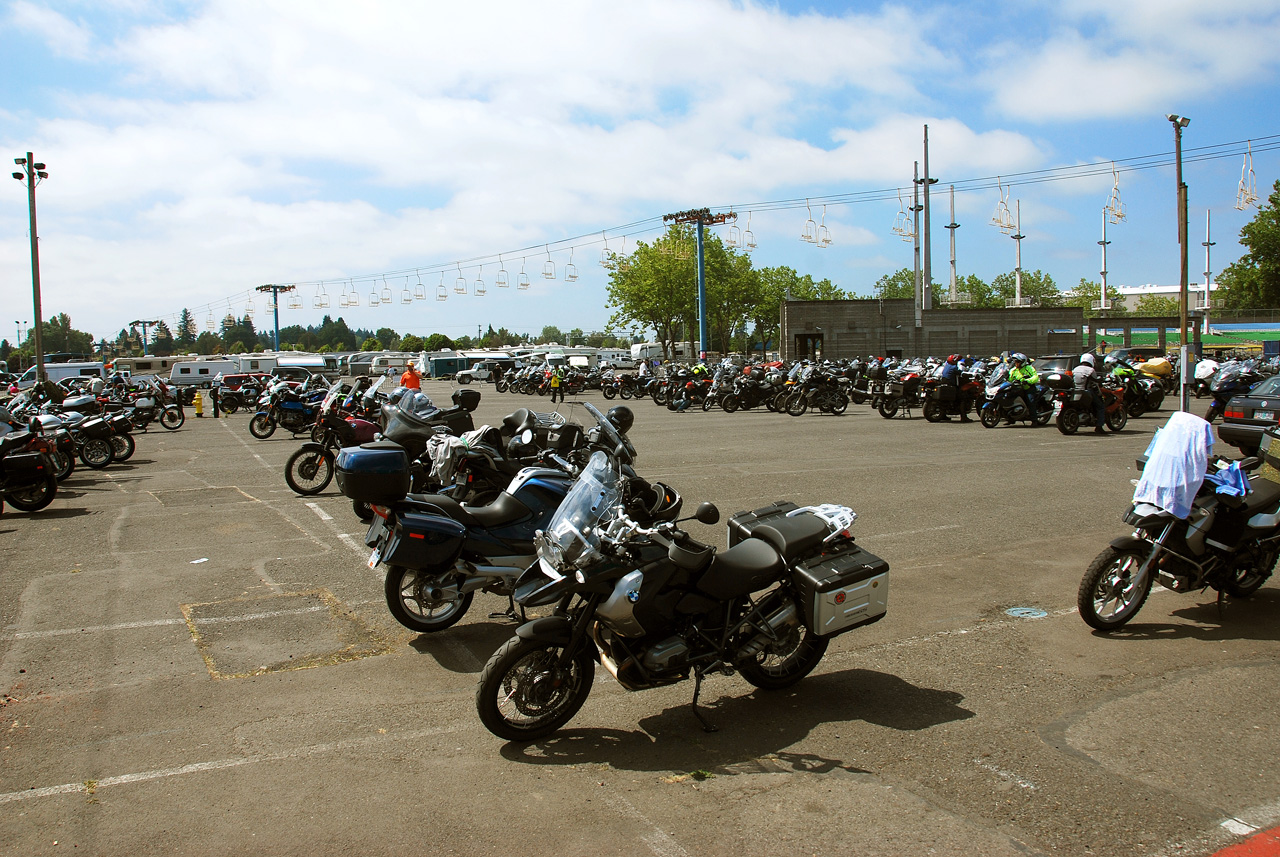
(306, 502), (334, 521)
(607, 794), (692, 857)
(0, 724), (462, 805)
(1221, 818), (1259, 836)
(5, 618), (186, 640)
(866, 524), (963, 540)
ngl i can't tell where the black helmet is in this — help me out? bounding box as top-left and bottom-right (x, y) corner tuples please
(628, 479), (683, 523)
(606, 405), (634, 435)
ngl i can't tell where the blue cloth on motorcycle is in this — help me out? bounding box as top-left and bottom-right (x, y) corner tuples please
(1133, 411), (1216, 518)
(1204, 461), (1249, 497)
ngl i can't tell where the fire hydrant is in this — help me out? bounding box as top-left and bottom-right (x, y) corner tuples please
(194, 390), (204, 418)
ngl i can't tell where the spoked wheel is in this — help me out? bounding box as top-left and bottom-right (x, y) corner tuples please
(829, 394), (849, 416)
(476, 636), (596, 741)
(160, 407), (185, 430)
(51, 449), (75, 482)
(1225, 546), (1277, 597)
(720, 394), (740, 414)
(110, 433), (137, 462)
(738, 623), (829, 689)
(1077, 546), (1153, 631)
(701, 396), (716, 412)
(1106, 406), (1128, 432)
(249, 414), (276, 439)
(284, 448), (335, 495)
(1032, 400), (1055, 426)
(878, 397), (901, 419)
(619, 386), (633, 400)
(384, 566), (474, 632)
(923, 400), (945, 423)
(5, 472), (58, 512)
(1056, 408), (1080, 435)
(80, 438), (114, 469)
(979, 406), (1000, 429)
(602, 386), (617, 400)
(786, 394), (808, 417)
(311, 424), (325, 443)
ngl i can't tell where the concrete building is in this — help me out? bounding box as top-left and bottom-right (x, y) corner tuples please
(1110, 283), (1218, 313)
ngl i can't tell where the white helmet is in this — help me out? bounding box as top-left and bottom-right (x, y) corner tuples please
(1080, 353), (1095, 366)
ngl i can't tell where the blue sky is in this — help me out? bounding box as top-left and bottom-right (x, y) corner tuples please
(3, 0), (1280, 344)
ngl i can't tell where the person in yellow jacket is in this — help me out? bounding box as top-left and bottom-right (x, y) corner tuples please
(549, 365), (566, 404)
(1007, 353), (1040, 417)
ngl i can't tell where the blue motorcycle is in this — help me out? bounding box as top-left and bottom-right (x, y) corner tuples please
(1204, 363), (1264, 423)
(249, 377), (325, 439)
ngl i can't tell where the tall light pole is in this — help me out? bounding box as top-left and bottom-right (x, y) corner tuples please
(1202, 211), (1215, 336)
(663, 207), (735, 359)
(12, 153), (48, 383)
(1167, 113), (1191, 411)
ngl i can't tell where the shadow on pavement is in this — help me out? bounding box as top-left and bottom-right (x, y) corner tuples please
(1090, 589), (1280, 642)
(499, 667), (974, 772)
(408, 619), (519, 671)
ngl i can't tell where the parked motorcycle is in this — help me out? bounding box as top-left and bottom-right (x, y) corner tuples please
(1053, 382), (1128, 434)
(0, 418), (59, 513)
(921, 374), (979, 422)
(1078, 427), (1280, 630)
(1204, 363), (1264, 423)
(249, 378), (325, 439)
(473, 403), (889, 740)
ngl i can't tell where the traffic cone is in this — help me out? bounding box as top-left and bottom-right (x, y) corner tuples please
(194, 390), (204, 418)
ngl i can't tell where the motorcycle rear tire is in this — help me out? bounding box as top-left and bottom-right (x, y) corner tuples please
(1126, 401), (1146, 419)
(738, 624), (829, 690)
(80, 438), (114, 469)
(476, 635), (595, 741)
(1032, 400), (1054, 427)
(221, 398), (240, 414)
(1056, 408), (1080, 435)
(353, 499), (374, 522)
(1225, 553), (1274, 597)
(1078, 546), (1152, 631)
(5, 472), (58, 512)
(110, 433), (137, 462)
(923, 400), (945, 423)
(494, 381), (508, 393)
(878, 397), (901, 419)
(249, 414), (276, 439)
(384, 566), (474, 633)
(284, 448), (335, 495)
(1106, 407), (1128, 432)
(979, 407), (1000, 429)
(830, 394), (849, 416)
(51, 449), (75, 482)
(720, 394), (740, 413)
(160, 407), (184, 430)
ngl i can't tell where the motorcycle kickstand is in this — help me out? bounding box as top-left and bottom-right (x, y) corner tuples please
(488, 593), (522, 623)
(690, 669), (719, 733)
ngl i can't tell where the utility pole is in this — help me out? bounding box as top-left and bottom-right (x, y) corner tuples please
(255, 284), (296, 351)
(663, 207), (736, 359)
(1011, 201), (1026, 306)
(944, 185), (962, 304)
(919, 126), (938, 314)
(911, 162), (922, 328)
(12, 153), (48, 382)
(130, 320), (160, 356)
(1202, 210), (1215, 336)
(1168, 113), (1191, 411)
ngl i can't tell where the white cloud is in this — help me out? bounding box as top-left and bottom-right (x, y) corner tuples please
(8, 1), (95, 59)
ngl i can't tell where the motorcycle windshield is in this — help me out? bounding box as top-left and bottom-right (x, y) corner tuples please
(1211, 366), (1243, 392)
(535, 451), (622, 578)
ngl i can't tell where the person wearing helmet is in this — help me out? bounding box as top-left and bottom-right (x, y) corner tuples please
(1074, 352), (1108, 434)
(938, 354), (973, 422)
(1007, 353), (1040, 418)
(400, 361), (421, 390)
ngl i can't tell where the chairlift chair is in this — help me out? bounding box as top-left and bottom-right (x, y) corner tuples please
(496, 255), (509, 288)
(455, 264), (468, 294)
(287, 289), (303, 310)
(1238, 141), (1260, 210)
(727, 224), (742, 248)
(542, 246), (556, 279)
(744, 214), (757, 250)
(817, 205), (832, 248)
(401, 276), (413, 304)
(367, 282), (380, 306)
(314, 284), (330, 309)
(413, 273), (426, 300)
(380, 278), (393, 304)
(518, 258), (531, 290)
(436, 273), (448, 301)
(245, 297), (255, 318)
(600, 232), (613, 267)
(1106, 163), (1127, 224)
(565, 248), (578, 282)
(347, 281), (360, 306)
(801, 199), (817, 243)
(474, 265), (486, 296)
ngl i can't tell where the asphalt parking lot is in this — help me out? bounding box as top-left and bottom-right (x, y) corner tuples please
(3, 381), (1279, 857)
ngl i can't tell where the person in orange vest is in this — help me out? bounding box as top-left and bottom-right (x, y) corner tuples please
(400, 361), (422, 390)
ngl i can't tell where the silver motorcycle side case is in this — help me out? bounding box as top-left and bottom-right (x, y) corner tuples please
(791, 540), (889, 637)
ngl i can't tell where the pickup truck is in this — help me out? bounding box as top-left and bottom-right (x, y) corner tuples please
(456, 359), (518, 384)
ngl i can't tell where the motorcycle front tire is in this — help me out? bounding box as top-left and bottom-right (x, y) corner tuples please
(877, 397), (900, 419)
(249, 414), (276, 439)
(1078, 546), (1152, 631)
(1106, 407), (1128, 432)
(979, 406), (1000, 429)
(786, 394), (808, 417)
(829, 394), (849, 416)
(602, 386), (617, 400)
(284, 448), (335, 495)
(51, 449), (75, 482)
(720, 394), (740, 413)
(384, 566), (474, 633)
(160, 406), (184, 430)
(923, 400), (945, 423)
(476, 635), (595, 741)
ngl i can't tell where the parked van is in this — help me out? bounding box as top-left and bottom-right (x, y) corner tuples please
(16, 361), (106, 390)
(170, 359), (239, 387)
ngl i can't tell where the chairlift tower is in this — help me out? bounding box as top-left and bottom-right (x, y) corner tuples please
(1096, 210), (1112, 316)
(129, 319), (160, 356)
(942, 185), (969, 306)
(918, 126), (938, 316)
(1006, 201), (1032, 308)
(255, 284), (296, 351)
(663, 207), (736, 360)
(1203, 210), (1215, 336)
(911, 162), (923, 327)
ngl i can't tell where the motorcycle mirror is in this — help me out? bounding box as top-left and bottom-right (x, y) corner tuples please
(694, 501), (719, 525)
(520, 427), (534, 446)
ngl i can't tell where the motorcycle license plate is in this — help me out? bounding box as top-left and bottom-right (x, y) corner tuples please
(367, 548), (381, 570)
(1255, 410), (1275, 422)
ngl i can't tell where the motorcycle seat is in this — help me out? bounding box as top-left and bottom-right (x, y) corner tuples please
(696, 538), (785, 600)
(1225, 477), (1280, 513)
(750, 514), (829, 561)
(401, 490), (532, 530)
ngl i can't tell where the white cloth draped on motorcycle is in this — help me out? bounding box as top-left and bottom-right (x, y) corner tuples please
(1132, 411), (1217, 519)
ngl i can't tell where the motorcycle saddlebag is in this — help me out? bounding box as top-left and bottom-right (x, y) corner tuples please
(335, 441), (412, 503)
(2, 451), (48, 479)
(934, 383), (957, 402)
(726, 501), (801, 547)
(791, 540), (889, 637)
(108, 414), (133, 434)
(382, 511), (466, 569)
(79, 417), (114, 440)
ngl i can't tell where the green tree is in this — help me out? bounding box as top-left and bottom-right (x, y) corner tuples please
(317, 343), (332, 353)
(1218, 180), (1280, 309)
(150, 320), (175, 356)
(606, 225), (699, 360)
(39, 313), (95, 355)
(175, 309), (198, 351)
(375, 327), (401, 350)
(991, 269), (1062, 307)
(1134, 294), (1179, 315)
(360, 337), (380, 351)
(872, 268), (919, 301)
(424, 333), (454, 352)
(195, 331), (223, 353)
(539, 326), (565, 345)
(399, 334), (424, 352)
